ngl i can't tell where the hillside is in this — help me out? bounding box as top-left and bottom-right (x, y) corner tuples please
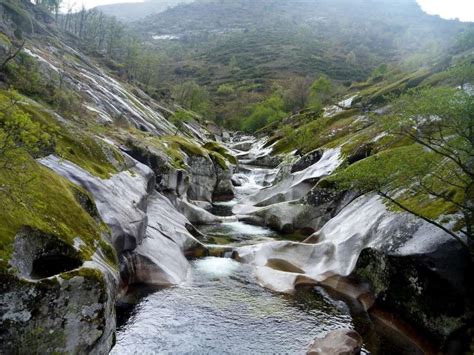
(133, 0), (472, 127)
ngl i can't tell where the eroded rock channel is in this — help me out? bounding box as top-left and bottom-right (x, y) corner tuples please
(111, 135), (432, 354)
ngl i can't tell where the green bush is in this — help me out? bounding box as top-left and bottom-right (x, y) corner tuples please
(242, 93), (287, 132)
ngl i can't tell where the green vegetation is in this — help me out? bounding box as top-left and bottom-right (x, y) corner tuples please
(172, 81), (211, 117)
(0, 88), (116, 265)
(308, 75), (334, 111)
(0, 87), (122, 180)
(129, 0), (470, 127)
(33, 0), (61, 15)
(0, 90), (54, 170)
(170, 109), (194, 135)
(0, 151), (111, 264)
(242, 92), (287, 132)
(55, 133), (122, 179)
(4, 49), (85, 118)
(202, 141), (238, 167)
(328, 87), (473, 253)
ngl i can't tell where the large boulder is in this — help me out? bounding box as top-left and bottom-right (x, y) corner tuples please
(187, 155), (218, 203)
(123, 192), (207, 287)
(291, 149), (323, 173)
(124, 139), (190, 198)
(352, 245), (473, 348)
(212, 162), (235, 202)
(2, 227), (119, 354)
(237, 185), (358, 234)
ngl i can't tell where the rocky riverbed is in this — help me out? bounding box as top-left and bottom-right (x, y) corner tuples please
(110, 135), (456, 354)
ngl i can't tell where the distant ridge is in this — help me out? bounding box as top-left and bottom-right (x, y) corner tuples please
(96, 0), (195, 22)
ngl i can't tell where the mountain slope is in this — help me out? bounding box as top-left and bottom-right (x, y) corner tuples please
(132, 0), (472, 126)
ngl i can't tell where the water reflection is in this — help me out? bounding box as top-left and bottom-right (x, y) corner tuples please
(113, 257), (353, 354)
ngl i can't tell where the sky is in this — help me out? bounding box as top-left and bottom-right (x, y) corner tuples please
(417, 0), (474, 22)
(61, 0), (144, 11)
(62, 0), (474, 22)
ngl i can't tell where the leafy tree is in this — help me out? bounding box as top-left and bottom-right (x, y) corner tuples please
(35, 0), (62, 19)
(170, 109), (193, 135)
(309, 75), (333, 110)
(0, 38), (25, 72)
(333, 87), (474, 255)
(456, 29), (474, 52)
(217, 84), (235, 97)
(345, 51), (356, 65)
(0, 90), (54, 171)
(173, 81), (211, 116)
(229, 55), (240, 75)
(242, 92), (287, 132)
(283, 77), (310, 113)
(449, 61), (474, 90)
(370, 63), (388, 80)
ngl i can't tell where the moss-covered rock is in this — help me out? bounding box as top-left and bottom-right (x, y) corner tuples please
(0, 153), (119, 353)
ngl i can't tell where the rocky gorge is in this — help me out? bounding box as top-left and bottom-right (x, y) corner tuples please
(0, 1), (473, 354)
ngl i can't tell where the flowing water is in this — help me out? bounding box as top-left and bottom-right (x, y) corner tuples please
(112, 139), (423, 354)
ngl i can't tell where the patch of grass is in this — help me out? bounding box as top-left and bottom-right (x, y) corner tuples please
(395, 192), (459, 221)
(327, 144), (463, 222)
(162, 135), (207, 157)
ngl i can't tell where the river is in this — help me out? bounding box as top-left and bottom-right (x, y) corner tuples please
(111, 137), (422, 354)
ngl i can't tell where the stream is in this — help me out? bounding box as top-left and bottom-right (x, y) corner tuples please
(112, 139), (422, 354)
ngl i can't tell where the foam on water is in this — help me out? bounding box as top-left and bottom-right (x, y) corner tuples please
(194, 257), (240, 278)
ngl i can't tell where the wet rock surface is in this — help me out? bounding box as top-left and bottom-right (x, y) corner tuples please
(307, 329), (363, 355)
(353, 244), (473, 347)
(291, 149), (323, 173)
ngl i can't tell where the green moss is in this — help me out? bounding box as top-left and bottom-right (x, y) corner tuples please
(394, 191), (459, 221)
(0, 152), (115, 266)
(203, 141), (238, 165)
(328, 144), (463, 222)
(59, 267), (105, 282)
(357, 69), (431, 105)
(0, 32), (11, 46)
(208, 150), (227, 169)
(16, 98), (122, 179)
(98, 239), (119, 270)
(55, 134), (119, 179)
(164, 136), (207, 156)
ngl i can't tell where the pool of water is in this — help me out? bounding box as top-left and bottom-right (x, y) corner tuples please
(112, 257), (354, 354)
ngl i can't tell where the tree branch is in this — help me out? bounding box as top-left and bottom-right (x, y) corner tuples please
(0, 40), (26, 72)
(378, 191), (470, 250)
